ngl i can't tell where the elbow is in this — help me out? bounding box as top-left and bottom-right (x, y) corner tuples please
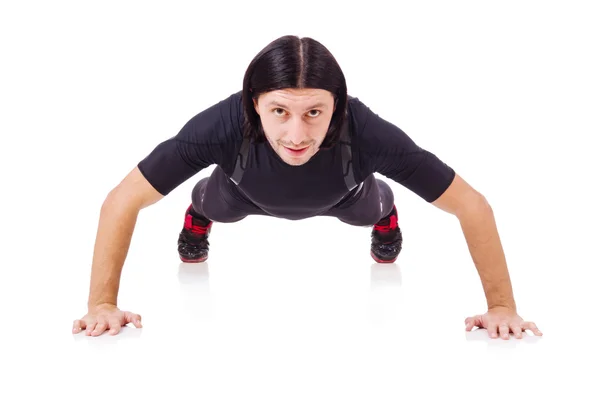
(103, 186), (140, 213)
(457, 192), (492, 219)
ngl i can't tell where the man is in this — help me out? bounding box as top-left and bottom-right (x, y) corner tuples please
(72, 35), (542, 340)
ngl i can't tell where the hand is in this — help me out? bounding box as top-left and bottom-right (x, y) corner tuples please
(72, 303), (142, 336)
(465, 306), (543, 340)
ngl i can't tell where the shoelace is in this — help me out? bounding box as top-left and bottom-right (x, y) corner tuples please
(374, 214), (398, 233)
(185, 214), (211, 235)
(190, 224), (210, 235)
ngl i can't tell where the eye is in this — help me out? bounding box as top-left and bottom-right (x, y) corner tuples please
(273, 108), (287, 117)
(307, 110), (321, 118)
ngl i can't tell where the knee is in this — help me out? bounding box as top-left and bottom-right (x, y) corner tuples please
(200, 195), (247, 223)
(191, 178), (208, 201)
(361, 209), (384, 226)
(375, 179), (393, 199)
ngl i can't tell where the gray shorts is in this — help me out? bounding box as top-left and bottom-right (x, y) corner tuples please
(191, 166), (394, 226)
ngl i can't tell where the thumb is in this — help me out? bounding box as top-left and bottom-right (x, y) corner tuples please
(124, 311), (143, 328)
(472, 315), (485, 328)
(465, 315), (485, 330)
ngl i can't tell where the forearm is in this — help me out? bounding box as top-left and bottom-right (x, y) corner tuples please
(457, 199), (516, 311)
(87, 190), (140, 310)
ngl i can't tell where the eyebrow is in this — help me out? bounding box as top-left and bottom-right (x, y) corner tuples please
(267, 101), (328, 111)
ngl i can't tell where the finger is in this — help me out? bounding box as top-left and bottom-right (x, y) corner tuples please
(510, 323), (523, 339)
(108, 318), (121, 335)
(85, 320), (97, 336)
(499, 324), (510, 340)
(465, 317), (474, 331)
(487, 323), (498, 338)
(91, 318), (108, 336)
(72, 319), (84, 334)
(465, 318), (474, 331)
(523, 322), (543, 336)
(125, 312), (143, 328)
(465, 315), (483, 331)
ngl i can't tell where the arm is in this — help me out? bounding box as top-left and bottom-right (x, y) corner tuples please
(432, 172), (542, 339)
(345, 98), (541, 338)
(431, 173), (515, 310)
(87, 165), (164, 310)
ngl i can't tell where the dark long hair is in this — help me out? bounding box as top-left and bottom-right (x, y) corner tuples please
(242, 35), (348, 150)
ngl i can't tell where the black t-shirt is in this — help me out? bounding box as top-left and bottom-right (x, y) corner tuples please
(137, 91), (456, 218)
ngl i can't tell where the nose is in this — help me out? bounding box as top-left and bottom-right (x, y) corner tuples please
(287, 119), (309, 146)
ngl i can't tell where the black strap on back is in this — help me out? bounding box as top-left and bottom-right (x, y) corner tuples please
(230, 137), (250, 185)
(230, 116), (358, 191)
(339, 115), (359, 191)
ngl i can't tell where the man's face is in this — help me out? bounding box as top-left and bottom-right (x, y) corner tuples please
(253, 88), (336, 166)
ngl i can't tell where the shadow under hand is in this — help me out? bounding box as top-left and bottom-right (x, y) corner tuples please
(465, 328), (543, 348)
(73, 324), (143, 348)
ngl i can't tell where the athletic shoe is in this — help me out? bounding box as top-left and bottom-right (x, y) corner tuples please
(371, 205), (402, 263)
(178, 204), (212, 263)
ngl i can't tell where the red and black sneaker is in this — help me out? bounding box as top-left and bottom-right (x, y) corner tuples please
(371, 205), (403, 263)
(178, 204), (212, 263)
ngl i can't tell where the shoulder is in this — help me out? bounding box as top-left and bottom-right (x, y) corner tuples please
(344, 95), (424, 160)
(346, 94), (367, 127)
(344, 95), (392, 149)
(178, 90), (244, 145)
(345, 95), (381, 139)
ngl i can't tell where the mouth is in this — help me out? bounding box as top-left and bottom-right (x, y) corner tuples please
(283, 145), (309, 157)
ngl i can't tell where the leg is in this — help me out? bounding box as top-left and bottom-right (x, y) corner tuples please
(179, 167), (266, 262)
(323, 175), (402, 263)
(191, 166), (266, 223)
(324, 175), (395, 226)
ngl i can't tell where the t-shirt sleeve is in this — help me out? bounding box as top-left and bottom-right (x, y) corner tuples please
(137, 91), (243, 196)
(351, 98), (456, 203)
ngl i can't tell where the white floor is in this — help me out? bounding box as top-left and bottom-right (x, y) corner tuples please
(3, 179), (599, 396)
(2, 1), (600, 395)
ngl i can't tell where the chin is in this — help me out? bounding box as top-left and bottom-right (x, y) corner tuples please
(281, 155), (311, 166)
(279, 149), (314, 165)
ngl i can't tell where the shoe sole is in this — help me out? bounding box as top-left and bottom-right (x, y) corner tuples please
(178, 222), (210, 263)
(371, 251), (396, 264)
(179, 255), (208, 263)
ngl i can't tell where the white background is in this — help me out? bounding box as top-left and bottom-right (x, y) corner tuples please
(1, 0), (599, 395)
